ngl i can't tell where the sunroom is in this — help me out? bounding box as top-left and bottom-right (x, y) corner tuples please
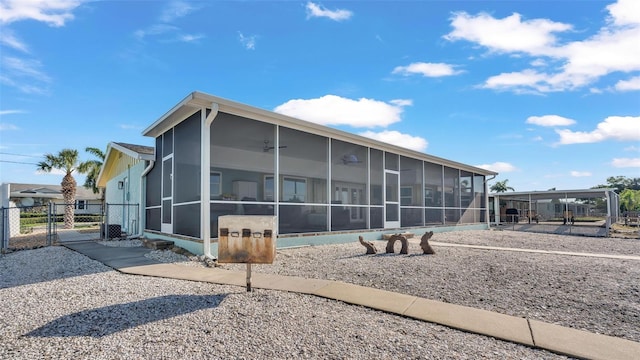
(142, 92), (497, 256)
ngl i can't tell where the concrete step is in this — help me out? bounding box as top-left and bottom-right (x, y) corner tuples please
(142, 238), (174, 250)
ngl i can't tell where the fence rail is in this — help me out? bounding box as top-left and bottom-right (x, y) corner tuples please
(2, 202), (141, 252)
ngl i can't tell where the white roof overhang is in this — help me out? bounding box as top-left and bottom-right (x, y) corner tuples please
(142, 91), (498, 176)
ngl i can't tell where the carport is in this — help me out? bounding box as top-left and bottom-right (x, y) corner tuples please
(489, 189), (620, 237)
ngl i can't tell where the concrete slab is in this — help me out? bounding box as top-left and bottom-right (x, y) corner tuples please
(251, 273), (332, 294)
(404, 297), (533, 346)
(63, 242), (158, 268)
(313, 281), (417, 314)
(120, 263), (186, 277)
(529, 319), (640, 360)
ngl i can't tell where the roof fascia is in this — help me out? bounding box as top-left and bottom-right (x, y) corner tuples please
(143, 91), (497, 176)
(111, 142), (154, 161)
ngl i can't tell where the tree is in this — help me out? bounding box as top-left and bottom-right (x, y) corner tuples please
(593, 176), (640, 193)
(490, 179), (515, 193)
(37, 149), (80, 229)
(620, 189), (640, 213)
(78, 146), (106, 198)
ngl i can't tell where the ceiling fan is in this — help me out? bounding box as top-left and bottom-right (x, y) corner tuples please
(263, 140), (287, 152)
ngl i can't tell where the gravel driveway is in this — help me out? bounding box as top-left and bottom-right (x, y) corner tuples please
(1, 229), (638, 359)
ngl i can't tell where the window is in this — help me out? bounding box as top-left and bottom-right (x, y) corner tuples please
(76, 200), (86, 210)
(400, 187), (413, 206)
(282, 177), (306, 202)
(264, 175), (274, 201)
(210, 171), (221, 198)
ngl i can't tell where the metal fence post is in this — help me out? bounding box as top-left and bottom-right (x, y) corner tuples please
(1, 207), (7, 251)
(47, 202), (52, 246)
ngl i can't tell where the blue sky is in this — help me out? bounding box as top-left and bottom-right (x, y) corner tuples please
(0, 0), (638, 191)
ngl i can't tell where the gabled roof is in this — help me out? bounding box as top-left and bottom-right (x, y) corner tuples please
(7, 183), (101, 200)
(96, 142), (155, 187)
(113, 142), (155, 158)
(142, 91), (498, 176)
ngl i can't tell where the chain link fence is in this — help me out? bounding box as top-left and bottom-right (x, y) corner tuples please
(1, 203), (108, 252)
(496, 215), (638, 238)
(1, 205), (50, 251)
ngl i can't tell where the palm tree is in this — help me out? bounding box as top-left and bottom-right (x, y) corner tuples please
(490, 179), (515, 193)
(37, 149), (80, 229)
(78, 147), (106, 199)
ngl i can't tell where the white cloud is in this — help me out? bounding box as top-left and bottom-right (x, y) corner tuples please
(238, 32), (257, 50)
(445, 0), (640, 93)
(390, 99), (413, 107)
(611, 157), (640, 167)
(526, 115), (576, 127)
(556, 116), (640, 144)
(1, 56), (50, 94)
(483, 69), (553, 93)
(134, 24), (178, 40)
(134, 2), (202, 44)
(0, 0), (83, 26)
(179, 33), (204, 43)
(2, 57), (50, 82)
(0, 123), (19, 131)
(615, 76), (640, 91)
(474, 161), (517, 172)
(444, 12), (571, 55)
(274, 95), (410, 128)
(359, 130), (428, 152)
(570, 171), (592, 177)
(0, 28), (28, 52)
(606, 0), (640, 27)
(624, 145), (640, 152)
(36, 168), (71, 176)
(160, 0), (196, 23)
(392, 62), (463, 77)
(0, 109), (25, 116)
(306, 2), (352, 21)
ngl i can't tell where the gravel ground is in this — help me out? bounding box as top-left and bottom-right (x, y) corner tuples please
(1, 229), (638, 359)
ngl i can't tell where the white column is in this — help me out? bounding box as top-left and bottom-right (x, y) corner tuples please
(202, 103), (219, 258)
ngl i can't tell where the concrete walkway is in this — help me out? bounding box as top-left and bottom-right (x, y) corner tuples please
(428, 241), (640, 261)
(63, 241), (640, 360)
(56, 229), (101, 243)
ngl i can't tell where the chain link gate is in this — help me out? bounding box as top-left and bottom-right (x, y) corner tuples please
(1, 202), (108, 252)
(50, 202), (104, 242)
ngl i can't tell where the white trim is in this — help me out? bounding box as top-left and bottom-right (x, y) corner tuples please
(202, 103), (219, 258)
(142, 91), (497, 177)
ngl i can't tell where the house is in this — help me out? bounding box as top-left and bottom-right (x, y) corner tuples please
(140, 91), (498, 256)
(0, 182), (103, 238)
(96, 142), (154, 237)
(2, 182), (102, 210)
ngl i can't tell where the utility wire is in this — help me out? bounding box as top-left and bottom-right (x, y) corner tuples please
(0, 152), (42, 158)
(0, 160), (39, 165)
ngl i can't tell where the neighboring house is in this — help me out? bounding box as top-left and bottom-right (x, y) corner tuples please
(140, 91), (497, 256)
(96, 142), (154, 237)
(2, 183), (102, 212)
(0, 182), (103, 238)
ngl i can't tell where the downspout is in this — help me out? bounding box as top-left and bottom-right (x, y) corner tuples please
(202, 103), (219, 258)
(485, 175), (497, 227)
(134, 159), (155, 238)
